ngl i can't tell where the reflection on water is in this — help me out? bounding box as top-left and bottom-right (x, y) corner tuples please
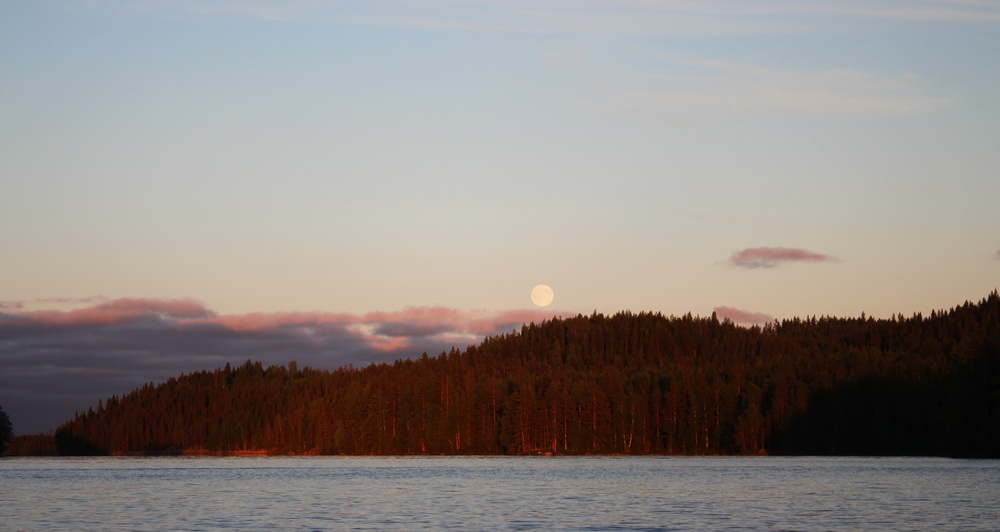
(3, 456), (999, 530)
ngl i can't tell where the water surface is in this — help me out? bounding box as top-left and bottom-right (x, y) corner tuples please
(2, 456), (998, 530)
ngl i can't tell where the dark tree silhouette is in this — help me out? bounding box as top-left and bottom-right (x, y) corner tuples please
(0, 405), (13, 455)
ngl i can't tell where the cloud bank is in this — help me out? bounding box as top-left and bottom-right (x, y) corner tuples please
(714, 306), (774, 325)
(728, 246), (838, 269)
(0, 298), (567, 434)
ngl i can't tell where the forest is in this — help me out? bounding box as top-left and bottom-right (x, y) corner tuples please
(11, 292), (1000, 457)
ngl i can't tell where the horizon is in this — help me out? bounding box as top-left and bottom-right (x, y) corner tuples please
(2, 1), (999, 434)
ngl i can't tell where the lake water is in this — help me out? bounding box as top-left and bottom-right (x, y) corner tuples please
(2, 456), (998, 530)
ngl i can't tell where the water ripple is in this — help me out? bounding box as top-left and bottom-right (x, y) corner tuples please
(2, 456), (998, 530)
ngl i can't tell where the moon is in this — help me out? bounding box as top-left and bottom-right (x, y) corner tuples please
(530, 284), (554, 307)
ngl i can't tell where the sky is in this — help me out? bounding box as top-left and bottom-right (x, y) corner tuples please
(2, 0), (999, 434)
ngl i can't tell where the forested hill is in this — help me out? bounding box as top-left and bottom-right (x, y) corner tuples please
(52, 292), (1000, 457)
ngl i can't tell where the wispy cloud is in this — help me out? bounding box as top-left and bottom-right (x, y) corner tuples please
(714, 305), (774, 325)
(85, 1), (956, 121)
(0, 298), (567, 434)
(84, 0), (796, 36)
(626, 56), (953, 117)
(820, 1), (1000, 24)
(103, 1), (1000, 32)
(728, 246), (838, 269)
(0, 301), (25, 311)
(34, 295), (109, 305)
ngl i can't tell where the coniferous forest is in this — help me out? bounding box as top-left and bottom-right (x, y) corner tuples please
(40, 292), (1000, 457)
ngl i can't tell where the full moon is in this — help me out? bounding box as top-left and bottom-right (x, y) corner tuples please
(530, 284), (554, 307)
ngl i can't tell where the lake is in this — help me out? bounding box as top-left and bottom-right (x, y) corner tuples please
(2, 456), (998, 530)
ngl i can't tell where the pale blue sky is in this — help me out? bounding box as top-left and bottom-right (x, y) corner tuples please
(3, 1), (999, 320)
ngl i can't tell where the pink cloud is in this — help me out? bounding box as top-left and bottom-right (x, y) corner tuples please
(466, 309), (560, 335)
(728, 247), (837, 269)
(207, 311), (349, 332)
(714, 306), (774, 325)
(15, 298), (215, 327)
(358, 327), (414, 353)
(93, 298), (214, 318)
(204, 306), (563, 338)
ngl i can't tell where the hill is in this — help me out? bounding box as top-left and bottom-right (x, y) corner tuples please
(48, 292), (1000, 457)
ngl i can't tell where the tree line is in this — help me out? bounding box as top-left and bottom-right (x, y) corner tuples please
(14, 292), (999, 457)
